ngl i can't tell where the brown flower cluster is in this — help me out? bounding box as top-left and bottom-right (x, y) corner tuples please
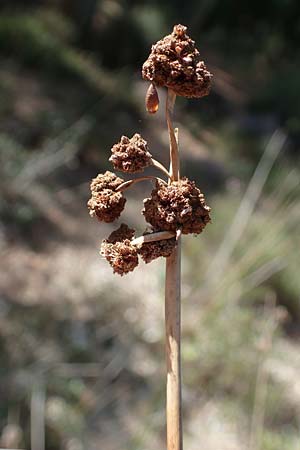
(142, 24), (212, 98)
(137, 232), (176, 264)
(110, 134), (152, 173)
(87, 171), (126, 222)
(87, 25), (213, 275)
(106, 223), (135, 243)
(100, 224), (138, 275)
(143, 178), (211, 234)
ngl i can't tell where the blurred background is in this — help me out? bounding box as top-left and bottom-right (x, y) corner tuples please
(0, 1), (300, 449)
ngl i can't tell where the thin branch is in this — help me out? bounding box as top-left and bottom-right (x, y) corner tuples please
(116, 175), (167, 192)
(131, 231), (175, 246)
(151, 158), (171, 179)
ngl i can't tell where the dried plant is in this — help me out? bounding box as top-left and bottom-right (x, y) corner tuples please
(87, 24), (212, 450)
(142, 24), (212, 98)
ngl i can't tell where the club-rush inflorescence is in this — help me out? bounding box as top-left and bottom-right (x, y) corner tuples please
(87, 24), (212, 275)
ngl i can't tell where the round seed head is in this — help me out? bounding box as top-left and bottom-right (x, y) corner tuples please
(87, 171), (126, 223)
(109, 134), (152, 173)
(101, 241), (139, 275)
(90, 170), (124, 192)
(142, 24), (212, 98)
(106, 223), (136, 243)
(101, 224), (138, 275)
(142, 178), (211, 234)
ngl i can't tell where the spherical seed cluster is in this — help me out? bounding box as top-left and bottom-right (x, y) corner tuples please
(101, 242), (139, 275)
(101, 224), (138, 275)
(137, 232), (176, 263)
(143, 178), (211, 234)
(142, 24), (212, 98)
(90, 170), (124, 192)
(109, 134), (152, 173)
(106, 223), (135, 243)
(87, 171), (126, 223)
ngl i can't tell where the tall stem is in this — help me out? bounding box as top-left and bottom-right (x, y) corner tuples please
(165, 88), (182, 450)
(166, 89), (180, 181)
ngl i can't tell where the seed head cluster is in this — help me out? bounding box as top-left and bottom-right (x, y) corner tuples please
(106, 223), (135, 243)
(142, 24), (212, 98)
(143, 178), (211, 234)
(100, 224), (139, 275)
(87, 25), (213, 275)
(87, 171), (126, 223)
(110, 134), (152, 173)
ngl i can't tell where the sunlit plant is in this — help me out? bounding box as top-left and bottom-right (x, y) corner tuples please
(87, 24), (212, 450)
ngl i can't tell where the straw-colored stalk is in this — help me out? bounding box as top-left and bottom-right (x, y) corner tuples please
(165, 88), (182, 450)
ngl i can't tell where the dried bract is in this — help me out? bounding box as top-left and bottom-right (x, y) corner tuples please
(101, 224), (138, 275)
(142, 24), (212, 98)
(110, 134), (152, 173)
(145, 83), (160, 114)
(142, 178), (211, 234)
(137, 231), (176, 263)
(87, 171), (126, 222)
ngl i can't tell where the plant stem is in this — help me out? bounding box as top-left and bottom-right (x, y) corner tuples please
(166, 89), (180, 181)
(165, 88), (182, 450)
(151, 157), (171, 179)
(131, 231), (175, 246)
(116, 175), (167, 192)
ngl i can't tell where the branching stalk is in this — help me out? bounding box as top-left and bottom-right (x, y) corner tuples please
(116, 175), (167, 192)
(151, 157), (171, 179)
(131, 231), (175, 246)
